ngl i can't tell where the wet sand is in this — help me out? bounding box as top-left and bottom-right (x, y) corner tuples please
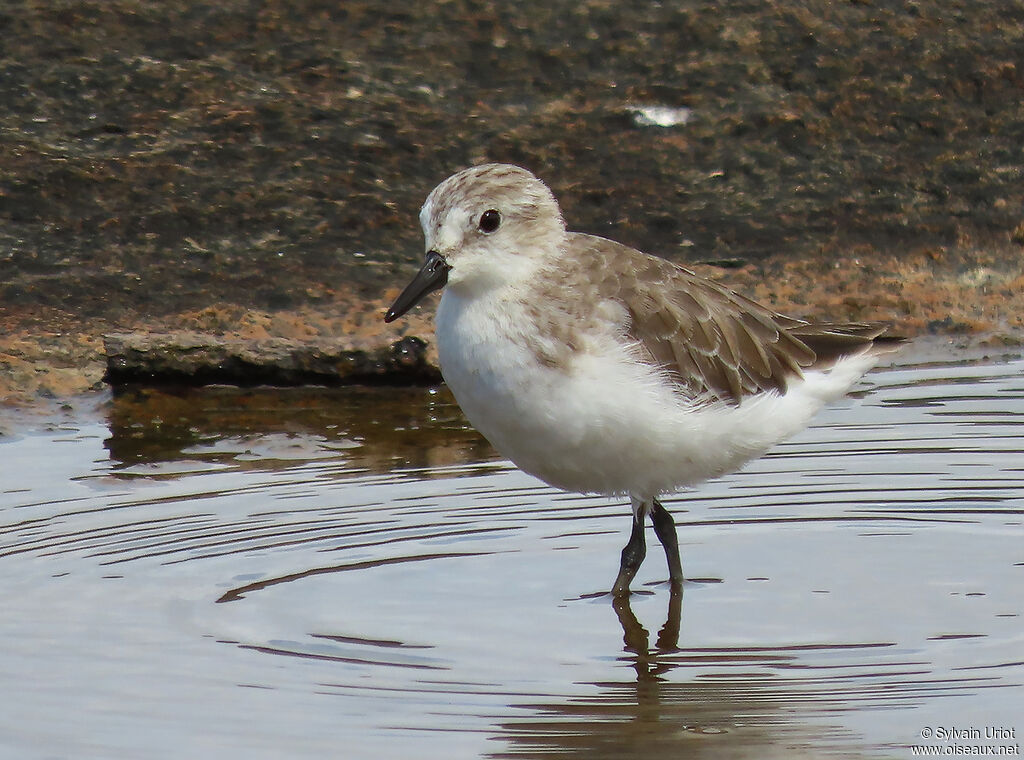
(3, 1), (1024, 407)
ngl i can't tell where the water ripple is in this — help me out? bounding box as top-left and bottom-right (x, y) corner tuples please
(0, 360), (1022, 758)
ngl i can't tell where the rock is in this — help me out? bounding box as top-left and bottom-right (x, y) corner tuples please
(3, 0), (1024, 408)
(102, 332), (441, 387)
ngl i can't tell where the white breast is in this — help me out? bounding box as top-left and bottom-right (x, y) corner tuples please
(435, 288), (876, 499)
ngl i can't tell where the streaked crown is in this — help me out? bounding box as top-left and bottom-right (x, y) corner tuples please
(419, 164), (567, 286)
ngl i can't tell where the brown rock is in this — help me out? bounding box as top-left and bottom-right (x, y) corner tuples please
(103, 332), (441, 387)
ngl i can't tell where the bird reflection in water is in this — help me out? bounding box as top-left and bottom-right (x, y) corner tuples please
(612, 589), (683, 683)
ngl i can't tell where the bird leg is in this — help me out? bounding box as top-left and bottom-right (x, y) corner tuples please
(612, 510), (647, 597)
(651, 499), (684, 588)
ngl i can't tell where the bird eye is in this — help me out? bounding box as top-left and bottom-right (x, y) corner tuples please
(478, 209), (501, 234)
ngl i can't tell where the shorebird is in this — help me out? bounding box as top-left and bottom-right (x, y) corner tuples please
(384, 164), (898, 596)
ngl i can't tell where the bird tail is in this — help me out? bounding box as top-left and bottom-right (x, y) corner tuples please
(789, 321), (905, 371)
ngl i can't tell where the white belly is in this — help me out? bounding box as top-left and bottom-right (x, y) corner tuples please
(435, 290), (874, 499)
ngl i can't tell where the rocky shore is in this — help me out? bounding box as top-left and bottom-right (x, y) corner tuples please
(2, 1), (1023, 408)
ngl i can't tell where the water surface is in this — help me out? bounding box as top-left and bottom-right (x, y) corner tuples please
(1, 359), (1022, 758)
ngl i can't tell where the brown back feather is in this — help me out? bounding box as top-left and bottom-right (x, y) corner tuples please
(568, 234), (900, 404)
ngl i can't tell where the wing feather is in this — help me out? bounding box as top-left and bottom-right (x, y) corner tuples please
(566, 233), (896, 404)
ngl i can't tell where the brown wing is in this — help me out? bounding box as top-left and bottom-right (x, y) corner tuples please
(571, 234), (894, 404)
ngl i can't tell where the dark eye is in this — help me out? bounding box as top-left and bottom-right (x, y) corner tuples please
(478, 209), (501, 234)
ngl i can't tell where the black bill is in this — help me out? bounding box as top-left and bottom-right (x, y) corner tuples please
(383, 250), (451, 323)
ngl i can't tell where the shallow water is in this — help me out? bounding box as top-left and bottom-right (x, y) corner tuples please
(1, 359), (1022, 759)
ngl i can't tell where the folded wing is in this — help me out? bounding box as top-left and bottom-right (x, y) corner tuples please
(575, 234), (897, 404)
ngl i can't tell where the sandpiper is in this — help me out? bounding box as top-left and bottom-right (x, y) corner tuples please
(385, 164), (898, 596)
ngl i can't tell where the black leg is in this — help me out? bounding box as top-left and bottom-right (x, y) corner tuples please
(651, 499), (683, 588)
(612, 513), (646, 596)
